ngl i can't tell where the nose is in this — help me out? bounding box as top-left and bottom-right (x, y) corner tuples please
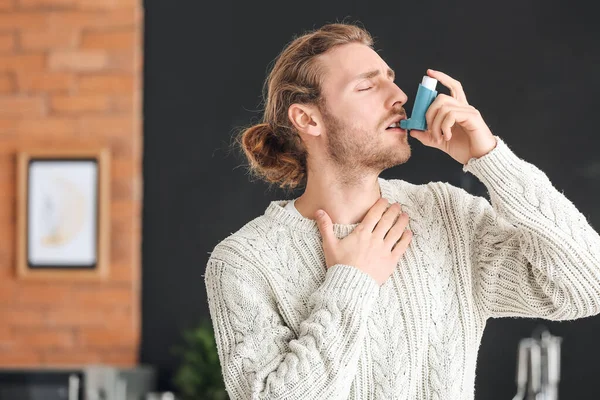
(386, 82), (408, 110)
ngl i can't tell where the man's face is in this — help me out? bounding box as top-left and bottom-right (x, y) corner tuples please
(317, 42), (411, 174)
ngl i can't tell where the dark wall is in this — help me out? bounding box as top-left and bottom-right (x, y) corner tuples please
(142, 0), (600, 397)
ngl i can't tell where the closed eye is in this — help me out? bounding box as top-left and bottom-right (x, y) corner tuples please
(358, 87), (372, 91)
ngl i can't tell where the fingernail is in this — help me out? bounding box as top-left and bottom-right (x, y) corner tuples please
(316, 210), (324, 217)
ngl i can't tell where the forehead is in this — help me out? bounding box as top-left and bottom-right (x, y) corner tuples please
(318, 42), (387, 88)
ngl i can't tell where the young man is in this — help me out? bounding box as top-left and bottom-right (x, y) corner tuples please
(204, 23), (600, 399)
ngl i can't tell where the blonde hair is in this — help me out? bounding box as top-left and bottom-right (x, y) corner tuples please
(235, 23), (374, 190)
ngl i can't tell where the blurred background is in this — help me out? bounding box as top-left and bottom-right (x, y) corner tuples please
(0, 0), (599, 399)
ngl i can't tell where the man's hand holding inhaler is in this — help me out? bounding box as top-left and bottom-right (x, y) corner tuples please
(408, 69), (498, 165)
(315, 69), (497, 287)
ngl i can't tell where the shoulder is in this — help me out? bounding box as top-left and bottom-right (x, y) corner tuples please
(380, 177), (464, 205)
(381, 177), (488, 215)
(424, 181), (495, 228)
(208, 214), (275, 268)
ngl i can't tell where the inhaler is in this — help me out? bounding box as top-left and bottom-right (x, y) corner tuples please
(400, 75), (438, 131)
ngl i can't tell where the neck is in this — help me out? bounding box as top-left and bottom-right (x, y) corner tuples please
(294, 172), (382, 225)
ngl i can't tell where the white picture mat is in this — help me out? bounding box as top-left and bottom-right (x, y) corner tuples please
(27, 160), (98, 266)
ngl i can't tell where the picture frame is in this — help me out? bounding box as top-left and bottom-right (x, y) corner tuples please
(16, 147), (110, 281)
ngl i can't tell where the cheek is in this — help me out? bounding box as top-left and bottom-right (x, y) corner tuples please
(333, 95), (381, 129)
(345, 102), (377, 124)
(357, 96), (382, 120)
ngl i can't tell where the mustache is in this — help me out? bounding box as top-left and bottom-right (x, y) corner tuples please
(381, 106), (407, 126)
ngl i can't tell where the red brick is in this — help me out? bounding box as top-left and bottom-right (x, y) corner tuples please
(16, 117), (79, 136)
(20, 30), (78, 50)
(0, 0), (15, 10)
(0, 174), (15, 198)
(86, 0), (140, 8)
(48, 8), (141, 29)
(0, 119), (17, 135)
(0, 196), (15, 222)
(0, 96), (46, 117)
(50, 94), (111, 113)
(49, 50), (108, 71)
(0, 308), (46, 327)
(0, 156), (16, 182)
(0, 54), (45, 72)
(0, 154), (13, 171)
(100, 349), (136, 366)
(0, 74), (14, 93)
(0, 12), (47, 30)
(0, 245), (12, 274)
(78, 327), (137, 348)
(18, 0), (75, 7)
(0, 282), (15, 305)
(0, 33), (15, 52)
(111, 94), (136, 112)
(17, 72), (75, 92)
(80, 116), (133, 137)
(43, 349), (101, 366)
(15, 329), (74, 349)
(0, 176), (15, 201)
(81, 30), (136, 50)
(15, 283), (72, 306)
(77, 0), (135, 9)
(78, 74), (134, 93)
(108, 49), (140, 72)
(0, 326), (12, 344)
(46, 307), (132, 327)
(0, 349), (42, 366)
(71, 286), (132, 308)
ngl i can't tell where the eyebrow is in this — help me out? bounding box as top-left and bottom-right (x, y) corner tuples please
(353, 67), (396, 82)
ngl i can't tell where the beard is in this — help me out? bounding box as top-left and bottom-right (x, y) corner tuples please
(320, 104), (411, 178)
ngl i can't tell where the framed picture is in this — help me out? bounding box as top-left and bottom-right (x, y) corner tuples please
(16, 148), (110, 281)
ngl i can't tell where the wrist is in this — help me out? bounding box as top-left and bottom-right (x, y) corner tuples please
(469, 135), (498, 160)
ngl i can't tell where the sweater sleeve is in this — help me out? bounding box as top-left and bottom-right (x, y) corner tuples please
(457, 136), (600, 320)
(204, 255), (379, 400)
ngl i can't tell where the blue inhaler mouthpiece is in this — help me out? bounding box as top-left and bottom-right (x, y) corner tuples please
(400, 75), (438, 131)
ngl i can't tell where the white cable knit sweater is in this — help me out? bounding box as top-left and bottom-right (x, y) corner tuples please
(204, 136), (600, 400)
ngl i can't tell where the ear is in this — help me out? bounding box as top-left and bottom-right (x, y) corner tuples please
(288, 103), (322, 138)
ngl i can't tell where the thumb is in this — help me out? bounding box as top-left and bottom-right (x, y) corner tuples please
(409, 128), (429, 145)
(315, 209), (335, 246)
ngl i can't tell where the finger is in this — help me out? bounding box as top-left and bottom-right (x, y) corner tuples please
(427, 69), (468, 104)
(431, 105), (464, 143)
(360, 198), (390, 233)
(372, 203), (402, 239)
(391, 229), (413, 259)
(409, 129), (435, 147)
(440, 107), (479, 141)
(383, 211), (409, 249)
(440, 112), (456, 141)
(315, 209), (338, 249)
(429, 104), (454, 144)
(424, 94), (456, 134)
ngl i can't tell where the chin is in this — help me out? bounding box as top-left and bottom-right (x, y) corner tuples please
(392, 141), (412, 165)
(374, 146), (411, 171)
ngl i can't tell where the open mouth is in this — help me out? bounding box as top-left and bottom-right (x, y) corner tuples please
(385, 116), (407, 132)
(385, 122), (403, 130)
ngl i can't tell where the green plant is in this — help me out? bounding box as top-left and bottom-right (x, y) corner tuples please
(172, 319), (229, 400)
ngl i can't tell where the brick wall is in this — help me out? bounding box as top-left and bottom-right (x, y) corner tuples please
(0, 0), (143, 367)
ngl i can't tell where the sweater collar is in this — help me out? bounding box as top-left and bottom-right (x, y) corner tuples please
(264, 177), (396, 238)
